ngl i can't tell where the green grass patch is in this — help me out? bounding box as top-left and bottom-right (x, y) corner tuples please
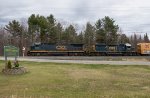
(0, 60), (150, 98)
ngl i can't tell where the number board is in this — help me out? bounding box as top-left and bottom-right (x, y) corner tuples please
(4, 46), (19, 57)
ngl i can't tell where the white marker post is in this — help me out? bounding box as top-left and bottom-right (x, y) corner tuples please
(22, 47), (25, 57)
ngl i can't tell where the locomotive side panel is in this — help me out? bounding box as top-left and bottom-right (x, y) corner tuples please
(27, 43), (85, 56)
(68, 44), (84, 51)
(117, 44), (126, 52)
(67, 44), (85, 56)
(107, 45), (118, 52)
(95, 44), (107, 52)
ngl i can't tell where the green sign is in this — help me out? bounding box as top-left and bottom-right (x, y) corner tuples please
(4, 46), (19, 57)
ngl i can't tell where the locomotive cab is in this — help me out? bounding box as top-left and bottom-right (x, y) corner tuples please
(125, 43), (132, 51)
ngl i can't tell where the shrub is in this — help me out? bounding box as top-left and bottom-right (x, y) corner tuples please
(7, 60), (12, 69)
(14, 60), (19, 67)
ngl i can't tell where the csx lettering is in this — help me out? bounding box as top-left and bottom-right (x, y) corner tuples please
(56, 46), (66, 49)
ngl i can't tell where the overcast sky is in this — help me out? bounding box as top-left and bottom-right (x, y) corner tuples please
(0, 0), (150, 37)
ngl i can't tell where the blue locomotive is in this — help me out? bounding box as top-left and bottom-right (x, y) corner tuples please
(27, 43), (140, 56)
(27, 43), (85, 56)
(90, 43), (137, 56)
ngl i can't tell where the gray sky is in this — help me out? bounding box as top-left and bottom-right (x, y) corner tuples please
(0, 0), (150, 37)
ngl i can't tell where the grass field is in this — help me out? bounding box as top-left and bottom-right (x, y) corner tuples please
(0, 61), (150, 98)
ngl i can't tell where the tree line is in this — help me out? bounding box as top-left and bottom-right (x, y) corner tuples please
(0, 14), (149, 55)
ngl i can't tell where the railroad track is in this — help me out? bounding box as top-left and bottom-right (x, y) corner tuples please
(21, 56), (150, 61)
(0, 56), (150, 65)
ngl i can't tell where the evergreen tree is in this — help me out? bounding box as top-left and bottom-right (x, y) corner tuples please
(64, 25), (77, 44)
(102, 16), (119, 44)
(133, 33), (138, 50)
(144, 33), (149, 42)
(28, 14), (58, 43)
(56, 23), (63, 44)
(95, 19), (105, 43)
(138, 34), (143, 43)
(76, 32), (84, 43)
(95, 16), (119, 44)
(84, 22), (96, 45)
(5, 20), (25, 55)
(47, 14), (57, 43)
(28, 14), (39, 44)
(38, 16), (48, 43)
(5, 20), (22, 38)
(120, 34), (130, 44)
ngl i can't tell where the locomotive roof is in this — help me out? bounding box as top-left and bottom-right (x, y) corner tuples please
(125, 43), (131, 46)
(33, 43), (84, 45)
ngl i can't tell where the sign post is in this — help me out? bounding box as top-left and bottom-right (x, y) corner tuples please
(4, 46), (19, 67)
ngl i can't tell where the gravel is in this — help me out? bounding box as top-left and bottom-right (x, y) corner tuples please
(0, 56), (150, 66)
